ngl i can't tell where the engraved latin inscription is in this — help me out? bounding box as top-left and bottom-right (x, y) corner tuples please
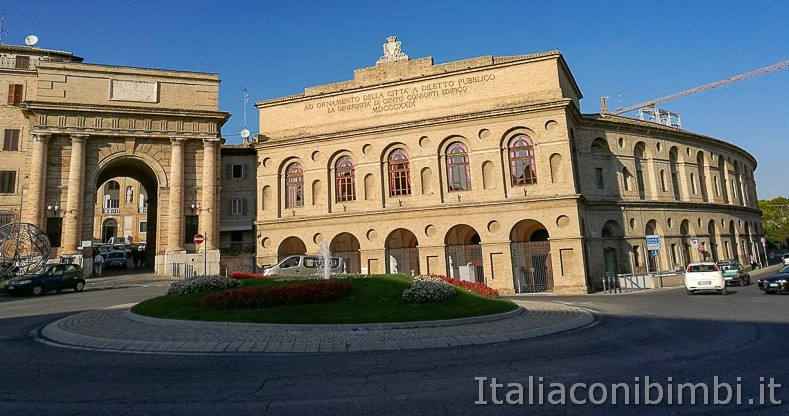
(110, 80), (159, 103)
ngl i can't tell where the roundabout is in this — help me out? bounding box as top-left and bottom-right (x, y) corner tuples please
(36, 300), (595, 354)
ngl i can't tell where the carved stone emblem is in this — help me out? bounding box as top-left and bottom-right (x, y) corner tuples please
(376, 36), (409, 64)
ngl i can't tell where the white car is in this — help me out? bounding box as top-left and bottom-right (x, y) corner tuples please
(684, 262), (727, 295)
(782, 253), (789, 266)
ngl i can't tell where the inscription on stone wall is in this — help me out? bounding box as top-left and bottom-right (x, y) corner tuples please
(303, 73), (495, 115)
(110, 80), (159, 103)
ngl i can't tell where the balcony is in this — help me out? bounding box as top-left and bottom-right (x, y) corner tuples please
(0, 57), (34, 71)
(138, 207), (148, 214)
(102, 208), (120, 214)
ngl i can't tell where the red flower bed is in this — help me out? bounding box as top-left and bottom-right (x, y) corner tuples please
(201, 280), (354, 309)
(229, 271), (266, 279)
(430, 274), (499, 298)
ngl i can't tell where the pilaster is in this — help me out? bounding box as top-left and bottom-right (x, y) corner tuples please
(22, 133), (51, 227)
(167, 137), (186, 252)
(62, 134), (88, 253)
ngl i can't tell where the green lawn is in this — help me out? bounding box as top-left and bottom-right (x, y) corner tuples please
(131, 275), (518, 324)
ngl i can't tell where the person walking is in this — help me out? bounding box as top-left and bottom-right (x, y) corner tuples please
(93, 250), (104, 277)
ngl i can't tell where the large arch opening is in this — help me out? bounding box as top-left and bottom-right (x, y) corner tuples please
(330, 232), (361, 273)
(707, 220), (719, 262)
(277, 236), (307, 261)
(385, 228), (419, 275)
(444, 224), (482, 281)
(92, 157), (160, 272)
(510, 219), (552, 293)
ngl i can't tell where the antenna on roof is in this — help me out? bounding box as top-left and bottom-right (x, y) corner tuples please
(240, 88), (251, 143)
(0, 11), (11, 45)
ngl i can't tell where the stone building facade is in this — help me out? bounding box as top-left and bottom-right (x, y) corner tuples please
(0, 43), (228, 275)
(253, 39), (763, 294)
(92, 176), (148, 244)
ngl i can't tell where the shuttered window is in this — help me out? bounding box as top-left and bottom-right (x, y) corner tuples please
(7, 84), (23, 105)
(3, 129), (20, 151)
(0, 171), (16, 193)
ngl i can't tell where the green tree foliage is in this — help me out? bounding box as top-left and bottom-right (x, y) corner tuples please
(759, 197), (789, 248)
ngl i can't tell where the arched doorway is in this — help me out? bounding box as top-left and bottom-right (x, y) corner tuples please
(330, 232), (360, 273)
(601, 220), (623, 279)
(644, 219), (659, 272)
(445, 224), (483, 282)
(510, 219), (552, 293)
(101, 218), (118, 243)
(603, 247), (618, 279)
(277, 236), (307, 261)
(385, 228), (419, 275)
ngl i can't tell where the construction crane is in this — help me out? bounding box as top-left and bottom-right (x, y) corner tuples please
(601, 59), (789, 128)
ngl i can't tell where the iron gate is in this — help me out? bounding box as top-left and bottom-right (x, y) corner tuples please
(511, 241), (553, 293)
(445, 245), (483, 282)
(385, 248), (420, 275)
(332, 250), (360, 273)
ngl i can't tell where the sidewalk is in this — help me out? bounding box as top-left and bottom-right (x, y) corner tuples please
(36, 300), (595, 354)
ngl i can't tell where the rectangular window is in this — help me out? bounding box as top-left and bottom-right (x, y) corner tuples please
(230, 230), (244, 242)
(0, 171), (16, 193)
(595, 168), (604, 189)
(15, 56), (31, 69)
(3, 129), (20, 151)
(230, 198), (247, 215)
(232, 164), (244, 179)
(184, 215), (199, 244)
(139, 221), (147, 233)
(7, 84), (23, 105)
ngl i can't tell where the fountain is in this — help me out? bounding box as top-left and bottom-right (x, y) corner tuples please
(314, 242), (332, 280)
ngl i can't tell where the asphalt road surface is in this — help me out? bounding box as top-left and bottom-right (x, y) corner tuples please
(1, 268), (787, 415)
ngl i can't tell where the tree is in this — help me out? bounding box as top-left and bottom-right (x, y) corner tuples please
(758, 196), (789, 248)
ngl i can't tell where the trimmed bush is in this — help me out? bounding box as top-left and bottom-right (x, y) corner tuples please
(429, 274), (500, 298)
(201, 280), (354, 309)
(167, 275), (243, 295)
(402, 276), (456, 303)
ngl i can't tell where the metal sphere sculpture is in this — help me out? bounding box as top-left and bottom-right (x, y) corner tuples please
(0, 222), (51, 277)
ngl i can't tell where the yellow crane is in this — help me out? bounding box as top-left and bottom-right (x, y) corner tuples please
(601, 60), (789, 122)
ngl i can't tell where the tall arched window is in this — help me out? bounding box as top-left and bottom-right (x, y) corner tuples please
(509, 135), (537, 185)
(388, 149), (411, 196)
(285, 163), (304, 208)
(335, 156), (356, 202)
(446, 142), (471, 191)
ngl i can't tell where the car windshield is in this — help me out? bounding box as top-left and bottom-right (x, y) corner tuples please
(108, 252), (125, 258)
(780, 266), (789, 273)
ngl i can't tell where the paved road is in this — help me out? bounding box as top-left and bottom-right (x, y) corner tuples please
(0, 268), (787, 415)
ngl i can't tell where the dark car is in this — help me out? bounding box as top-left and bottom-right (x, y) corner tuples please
(757, 265), (789, 294)
(104, 251), (128, 268)
(4, 263), (86, 296)
(716, 260), (751, 286)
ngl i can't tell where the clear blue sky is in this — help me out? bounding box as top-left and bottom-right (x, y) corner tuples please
(7, 0), (788, 199)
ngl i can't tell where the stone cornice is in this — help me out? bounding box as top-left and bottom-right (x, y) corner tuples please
(581, 199), (762, 216)
(21, 101), (230, 121)
(256, 194), (581, 226)
(254, 99), (573, 149)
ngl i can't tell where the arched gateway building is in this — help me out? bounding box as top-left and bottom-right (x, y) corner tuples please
(253, 38), (763, 294)
(0, 43), (228, 274)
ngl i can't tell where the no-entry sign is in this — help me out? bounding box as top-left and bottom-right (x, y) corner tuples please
(193, 234), (205, 244)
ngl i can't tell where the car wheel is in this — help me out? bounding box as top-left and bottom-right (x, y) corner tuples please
(31, 284), (44, 296)
(74, 281), (85, 292)
(720, 287), (728, 296)
(686, 289), (694, 296)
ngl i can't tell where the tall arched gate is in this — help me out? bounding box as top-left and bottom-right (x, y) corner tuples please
(385, 228), (420, 275)
(18, 63), (228, 276)
(510, 220), (553, 293)
(444, 224), (483, 282)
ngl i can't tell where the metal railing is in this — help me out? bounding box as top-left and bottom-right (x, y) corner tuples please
(600, 271), (682, 294)
(172, 263), (195, 279)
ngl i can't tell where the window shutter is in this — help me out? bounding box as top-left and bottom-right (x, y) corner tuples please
(3, 130), (10, 150)
(11, 129), (19, 150)
(7, 84), (15, 105)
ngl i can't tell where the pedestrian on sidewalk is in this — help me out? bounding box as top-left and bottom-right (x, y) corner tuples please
(93, 250), (104, 277)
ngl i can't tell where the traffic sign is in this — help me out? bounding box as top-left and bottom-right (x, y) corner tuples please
(193, 234), (205, 244)
(691, 238), (698, 248)
(646, 235), (661, 250)
(650, 250), (659, 257)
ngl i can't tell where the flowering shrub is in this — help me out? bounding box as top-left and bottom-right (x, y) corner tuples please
(428, 274), (500, 298)
(229, 271), (266, 279)
(167, 275), (243, 295)
(200, 280), (354, 309)
(402, 276), (456, 303)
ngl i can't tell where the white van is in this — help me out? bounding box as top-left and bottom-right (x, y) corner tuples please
(262, 255), (345, 277)
(684, 262), (727, 295)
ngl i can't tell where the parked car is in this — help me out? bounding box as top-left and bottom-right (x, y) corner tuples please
(4, 263), (85, 296)
(782, 253), (789, 266)
(262, 255), (345, 277)
(104, 251), (128, 268)
(97, 244), (111, 258)
(716, 260), (751, 286)
(757, 265), (789, 294)
(684, 262), (727, 295)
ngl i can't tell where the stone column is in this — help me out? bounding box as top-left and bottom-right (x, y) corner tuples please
(167, 138), (186, 252)
(201, 138), (220, 250)
(22, 132), (51, 226)
(62, 134), (88, 253)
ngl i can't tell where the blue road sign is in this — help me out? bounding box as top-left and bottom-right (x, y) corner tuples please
(650, 249), (659, 257)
